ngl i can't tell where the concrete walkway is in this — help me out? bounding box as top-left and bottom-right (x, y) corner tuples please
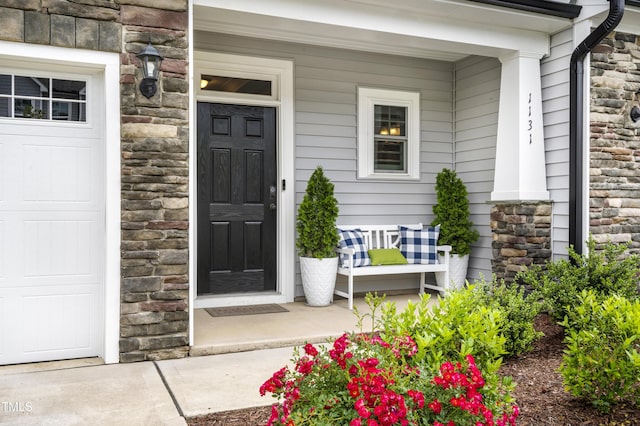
(0, 294), (432, 425)
(0, 360), (184, 425)
(0, 346), (294, 425)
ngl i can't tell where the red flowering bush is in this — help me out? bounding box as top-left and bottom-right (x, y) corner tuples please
(426, 356), (518, 426)
(261, 332), (518, 425)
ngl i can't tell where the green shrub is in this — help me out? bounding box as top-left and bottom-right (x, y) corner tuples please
(378, 287), (506, 376)
(475, 277), (544, 357)
(517, 238), (640, 321)
(430, 168), (479, 256)
(296, 166), (339, 259)
(560, 290), (640, 412)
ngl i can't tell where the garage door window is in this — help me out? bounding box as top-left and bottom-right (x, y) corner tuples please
(0, 73), (87, 122)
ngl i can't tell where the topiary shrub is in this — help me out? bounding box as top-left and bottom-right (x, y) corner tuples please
(560, 290), (640, 412)
(296, 166), (339, 259)
(430, 168), (479, 256)
(517, 237), (640, 321)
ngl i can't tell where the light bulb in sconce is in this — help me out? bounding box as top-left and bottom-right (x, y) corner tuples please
(379, 127), (389, 135)
(200, 79), (209, 89)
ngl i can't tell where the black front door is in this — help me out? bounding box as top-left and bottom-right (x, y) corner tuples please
(197, 103), (277, 295)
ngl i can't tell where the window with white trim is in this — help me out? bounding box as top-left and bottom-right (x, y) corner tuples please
(0, 73), (87, 122)
(357, 87), (420, 180)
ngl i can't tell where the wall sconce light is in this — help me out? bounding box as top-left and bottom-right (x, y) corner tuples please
(137, 42), (163, 98)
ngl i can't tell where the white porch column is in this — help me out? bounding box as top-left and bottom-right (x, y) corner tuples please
(491, 51), (549, 201)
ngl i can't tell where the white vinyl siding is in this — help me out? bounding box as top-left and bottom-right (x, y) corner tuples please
(454, 56), (500, 281)
(196, 32), (511, 296)
(542, 28), (572, 259)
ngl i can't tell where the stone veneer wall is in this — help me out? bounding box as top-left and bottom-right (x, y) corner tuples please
(0, 0), (190, 362)
(119, 1), (189, 362)
(0, 0), (121, 50)
(490, 202), (552, 283)
(590, 32), (640, 253)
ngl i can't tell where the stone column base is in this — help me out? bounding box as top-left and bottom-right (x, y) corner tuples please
(490, 201), (552, 283)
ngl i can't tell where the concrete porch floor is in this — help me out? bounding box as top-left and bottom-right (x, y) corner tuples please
(191, 291), (437, 357)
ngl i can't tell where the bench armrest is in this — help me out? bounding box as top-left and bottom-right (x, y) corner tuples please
(336, 247), (355, 256)
(336, 247), (355, 269)
(437, 245), (451, 267)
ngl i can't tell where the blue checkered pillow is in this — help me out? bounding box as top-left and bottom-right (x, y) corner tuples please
(399, 225), (440, 264)
(338, 229), (371, 267)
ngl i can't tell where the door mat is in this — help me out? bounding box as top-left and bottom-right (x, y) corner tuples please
(204, 304), (289, 318)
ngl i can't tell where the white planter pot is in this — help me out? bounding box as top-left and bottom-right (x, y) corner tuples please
(300, 256), (339, 306)
(436, 253), (469, 291)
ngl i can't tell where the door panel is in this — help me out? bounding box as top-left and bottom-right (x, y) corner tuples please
(0, 124), (103, 365)
(197, 103), (277, 295)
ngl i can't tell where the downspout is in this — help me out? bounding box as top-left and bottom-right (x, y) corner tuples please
(569, 0), (624, 255)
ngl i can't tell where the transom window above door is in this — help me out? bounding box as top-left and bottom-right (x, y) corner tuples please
(0, 73), (87, 122)
(196, 67), (280, 103)
(357, 87), (420, 180)
(200, 74), (272, 96)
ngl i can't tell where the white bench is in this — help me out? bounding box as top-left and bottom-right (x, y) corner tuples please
(335, 224), (451, 310)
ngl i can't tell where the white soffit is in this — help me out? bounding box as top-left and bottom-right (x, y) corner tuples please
(194, 0), (572, 61)
(611, 5), (640, 35)
(576, 2), (640, 38)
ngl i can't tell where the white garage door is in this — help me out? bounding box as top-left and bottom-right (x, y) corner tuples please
(0, 70), (104, 365)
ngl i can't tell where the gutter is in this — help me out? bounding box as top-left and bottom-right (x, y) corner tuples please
(467, 0), (581, 18)
(569, 0), (624, 255)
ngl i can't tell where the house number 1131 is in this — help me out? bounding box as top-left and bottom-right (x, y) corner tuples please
(528, 92), (532, 144)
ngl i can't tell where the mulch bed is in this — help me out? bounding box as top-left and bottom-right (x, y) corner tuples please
(187, 314), (640, 425)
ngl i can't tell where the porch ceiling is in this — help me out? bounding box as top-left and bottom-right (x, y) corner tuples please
(193, 0), (574, 61)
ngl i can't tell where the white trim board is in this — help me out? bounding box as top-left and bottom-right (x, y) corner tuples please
(191, 51), (295, 309)
(193, 0), (557, 61)
(188, 0), (195, 352)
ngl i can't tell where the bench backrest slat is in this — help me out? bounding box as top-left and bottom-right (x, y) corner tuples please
(338, 224), (423, 250)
